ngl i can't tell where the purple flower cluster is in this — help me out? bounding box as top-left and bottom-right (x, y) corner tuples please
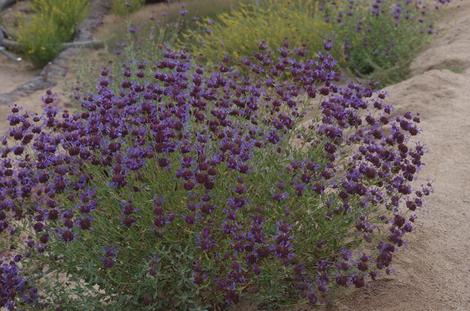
(101, 246), (118, 269)
(0, 42), (431, 308)
(0, 259), (37, 310)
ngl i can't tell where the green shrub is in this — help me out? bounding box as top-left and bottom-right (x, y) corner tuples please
(185, 0), (438, 85)
(182, 0), (337, 64)
(17, 15), (64, 67)
(329, 0), (431, 85)
(112, 0), (146, 16)
(17, 0), (89, 67)
(31, 0), (89, 36)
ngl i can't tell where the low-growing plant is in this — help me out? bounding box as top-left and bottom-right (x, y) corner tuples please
(0, 43), (431, 310)
(17, 16), (64, 67)
(31, 0), (89, 35)
(185, 0), (448, 85)
(182, 0), (338, 65)
(17, 0), (89, 67)
(325, 0), (436, 85)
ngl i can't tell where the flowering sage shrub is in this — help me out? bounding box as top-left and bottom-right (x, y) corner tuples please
(0, 43), (431, 310)
(323, 0), (450, 84)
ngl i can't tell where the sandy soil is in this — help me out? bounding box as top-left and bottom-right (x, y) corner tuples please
(0, 54), (37, 93)
(0, 0), (46, 128)
(0, 0), (37, 93)
(0, 54), (41, 134)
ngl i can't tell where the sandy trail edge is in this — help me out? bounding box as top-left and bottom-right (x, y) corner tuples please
(331, 1), (470, 310)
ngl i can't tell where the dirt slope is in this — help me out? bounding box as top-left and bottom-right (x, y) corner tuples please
(333, 1), (470, 310)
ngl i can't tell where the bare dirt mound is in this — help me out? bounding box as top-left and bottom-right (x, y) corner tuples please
(332, 1), (470, 310)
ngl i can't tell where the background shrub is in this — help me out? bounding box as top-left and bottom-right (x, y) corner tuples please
(17, 16), (64, 67)
(17, 0), (89, 67)
(185, 0), (442, 85)
(326, 0), (433, 85)
(182, 0), (337, 64)
(31, 0), (89, 35)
